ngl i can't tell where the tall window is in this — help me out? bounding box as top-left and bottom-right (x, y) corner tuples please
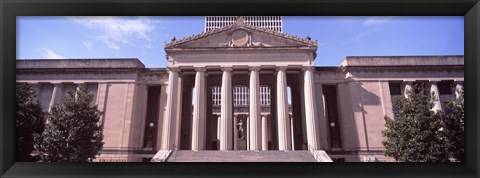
(438, 82), (453, 95)
(388, 82), (402, 96)
(143, 86), (161, 149)
(323, 85), (342, 149)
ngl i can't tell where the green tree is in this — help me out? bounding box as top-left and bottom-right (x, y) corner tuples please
(443, 88), (464, 162)
(16, 83), (45, 162)
(382, 83), (449, 162)
(34, 86), (104, 162)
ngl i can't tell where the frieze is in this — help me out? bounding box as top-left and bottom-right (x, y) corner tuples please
(174, 52), (310, 63)
(138, 73), (169, 84)
(17, 70), (139, 81)
(344, 65), (463, 73)
(342, 70), (463, 79)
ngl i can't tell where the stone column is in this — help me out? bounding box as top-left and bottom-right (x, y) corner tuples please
(290, 115), (295, 150)
(220, 67), (233, 150)
(276, 67), (291, 150)
(249, 67), (262, 150)
(233, 115), (238, 150)
(262, 115), (268, 150)
(455, 81), (464, 99)
(430, 81), (442, 112)
(246, 116), (250, 150)
(217, 116), (221, 149)
(191, 68), (206, 150)
(74, 82), (87, 101)
(49, 82), (63, 112)
(404, 81), (413, 98)
(303, 66), (320, 150)
(162, 67), (180, 150)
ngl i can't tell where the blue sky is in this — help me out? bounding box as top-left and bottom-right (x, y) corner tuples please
(17, 16), (464, 67)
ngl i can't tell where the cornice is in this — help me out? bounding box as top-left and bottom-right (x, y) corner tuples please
(164, 20), (317, 49)
(16, 68), (143, 74)
(343, 65), (464, 73)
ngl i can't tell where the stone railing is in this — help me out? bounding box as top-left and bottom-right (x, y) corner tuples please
(150, 150), (173, 162)
(308, 144), (333, 162)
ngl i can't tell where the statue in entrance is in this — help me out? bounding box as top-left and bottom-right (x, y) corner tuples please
(237, 120), (244, 140)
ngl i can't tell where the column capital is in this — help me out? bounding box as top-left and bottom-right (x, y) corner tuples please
(301, 66), (315, 72)
(76, 82), (87, 89)
(195, 67), (206, 72)
(428, 80), (441, 83)
(453, 80), (464, 85)
(275, 66), (287, 71)
(51, 82), (63, 87)
(403, 80), (415, 83)
(249, 66), (261, 72)
(221, 67), (233, 72)
(167, 67), (180, 73)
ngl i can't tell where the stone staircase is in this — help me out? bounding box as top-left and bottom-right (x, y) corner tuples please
(164, 150), (318, 162)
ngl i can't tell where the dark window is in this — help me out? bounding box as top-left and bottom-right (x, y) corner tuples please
(323, 85), (342, 149)
(143, 86), (161, 148)
(389, 83), (402, 95)
(438, 82), (452, 95)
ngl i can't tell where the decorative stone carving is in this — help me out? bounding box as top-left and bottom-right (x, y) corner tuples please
(251, 41), (273, 47)
(235, 16), (245, 25)
(232, 30), (249, 47)
(218, 29), (273, 47)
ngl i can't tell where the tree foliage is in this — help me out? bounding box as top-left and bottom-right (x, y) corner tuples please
(34, 86), (104, 162)
(16, 83), (45, 162)
(382, 83), (449, 162)
(443, 88), (464, 162)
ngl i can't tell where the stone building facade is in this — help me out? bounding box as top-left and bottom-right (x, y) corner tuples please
(16, 17), (464, 162)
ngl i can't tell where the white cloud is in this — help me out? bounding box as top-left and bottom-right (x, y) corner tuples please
(83, 41), (93, 51)
(364, 16), (393, 26)
(69, 16), (155, 50)
(40, 49), (65, 59)
(340, 27), (379, 46)
(338, 16), (393, 46)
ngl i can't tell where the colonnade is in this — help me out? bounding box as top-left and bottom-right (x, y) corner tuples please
(27, 82), (96, 112)
(162, 66), (320, 151)
(403, 80), (464, 112)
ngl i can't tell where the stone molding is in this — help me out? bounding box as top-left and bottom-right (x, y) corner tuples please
(165, 19), (317, 49)
(248, 66), (260, 71)
(275, 66), (287, 71)
(221, 67), (233, 72)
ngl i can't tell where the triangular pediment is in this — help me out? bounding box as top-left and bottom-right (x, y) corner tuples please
(165, 22), (318, 49)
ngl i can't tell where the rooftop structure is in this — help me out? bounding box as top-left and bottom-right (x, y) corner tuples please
(205, 16), (282, 32)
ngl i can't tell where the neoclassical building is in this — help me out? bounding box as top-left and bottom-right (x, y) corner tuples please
(16, 16), (464, 162)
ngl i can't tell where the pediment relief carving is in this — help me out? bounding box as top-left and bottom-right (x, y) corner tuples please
(165, 20), (317, 50)
(218, 29), (273, 47)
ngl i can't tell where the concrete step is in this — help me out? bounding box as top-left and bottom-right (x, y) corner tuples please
(166, 150), (317, 162)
